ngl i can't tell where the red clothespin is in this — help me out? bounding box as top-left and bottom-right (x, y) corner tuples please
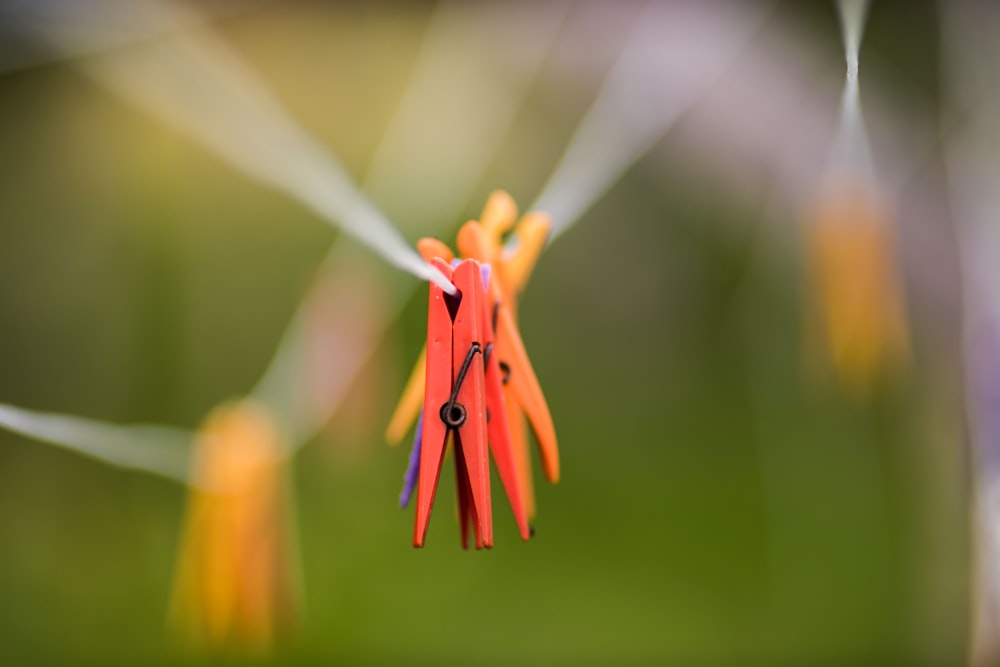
(415, 257), (531, 548)
(399, 193), (557, 548)
(474, 263), (531, 545)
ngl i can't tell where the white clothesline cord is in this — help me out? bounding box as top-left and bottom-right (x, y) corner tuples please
(528, 1), (771, 244)
(0, 1), (566, 480)
(0, 402), (192, 484)
(12, 0), (455, 294)
(362, 0), (570, 235)
(829, 0), (875, 184)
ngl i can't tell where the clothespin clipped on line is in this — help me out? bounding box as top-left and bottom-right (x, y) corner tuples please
(386, 191), (559, 548)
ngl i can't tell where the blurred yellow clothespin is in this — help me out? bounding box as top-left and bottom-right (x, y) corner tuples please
(804, 182), (909, 397)
(169, 400), (299, 654)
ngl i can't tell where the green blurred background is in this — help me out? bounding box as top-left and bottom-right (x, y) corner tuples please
(0, 1), (969, 665)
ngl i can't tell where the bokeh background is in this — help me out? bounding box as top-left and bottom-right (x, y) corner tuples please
(0, 1), (972, 664)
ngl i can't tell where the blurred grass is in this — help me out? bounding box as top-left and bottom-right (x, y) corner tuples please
(0, 1), (968, 665)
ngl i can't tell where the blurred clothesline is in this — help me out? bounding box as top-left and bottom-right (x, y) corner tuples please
(4, 0), (457, 292)
(942, 2), (1000, 665)
(0, 0), (570, 477)
(0, 0), (985, 601)
(0, 0), (775, 479)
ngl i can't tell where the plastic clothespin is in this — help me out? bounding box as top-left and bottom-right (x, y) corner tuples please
(459, 193), (555, 520)
(473, 262), (531, 544)
(457, 222), (559, 485)
(390, 191), (558, 544)
(385, 239), (455, 447)
(386, 195), (537, 450)
(401, 259), (530, 547)
(416, 258), (506, 549)
(488, 209), (553, 520)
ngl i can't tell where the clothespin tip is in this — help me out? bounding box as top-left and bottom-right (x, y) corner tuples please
(428, 263), (458, 295)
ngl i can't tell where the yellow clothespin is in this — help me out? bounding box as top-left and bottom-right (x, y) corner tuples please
(169, 401), (298, 653)
(804, 182), (909, 396)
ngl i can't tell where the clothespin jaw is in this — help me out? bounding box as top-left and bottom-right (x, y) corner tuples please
(455, 433), (485, 550)
(414, 258), (493, 549)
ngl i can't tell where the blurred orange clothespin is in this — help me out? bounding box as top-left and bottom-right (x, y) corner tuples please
(169, 400), (298, 654)
(804, 181), (909, 396)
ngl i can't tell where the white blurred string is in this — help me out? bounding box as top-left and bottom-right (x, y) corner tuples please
(0, 1), (770, 478)
(7, 0), (455, 294)
(363, 0), (570, 234)
(0, 0), (565, 478)
(828, 0), (875, 184)
(0, 402), (192, 483)
(252, 1), (569, 446)
(838, 0), (866, 79)
(528, 1), (771, 243)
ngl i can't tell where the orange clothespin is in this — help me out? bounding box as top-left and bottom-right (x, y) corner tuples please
(384, 239), (454, 446)
(169, 401), (298, 653)
(804, 182), (909, 396)
(490, 209), (553, 520)
(473, 262), (531, 546)
(457, 221), (559, 484)
(461, 192), (558, 523)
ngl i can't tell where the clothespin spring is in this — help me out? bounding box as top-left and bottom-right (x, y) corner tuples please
(440, 343), (482, 428)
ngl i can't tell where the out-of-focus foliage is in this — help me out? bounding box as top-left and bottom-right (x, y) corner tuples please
(0, 1), (969, 665)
